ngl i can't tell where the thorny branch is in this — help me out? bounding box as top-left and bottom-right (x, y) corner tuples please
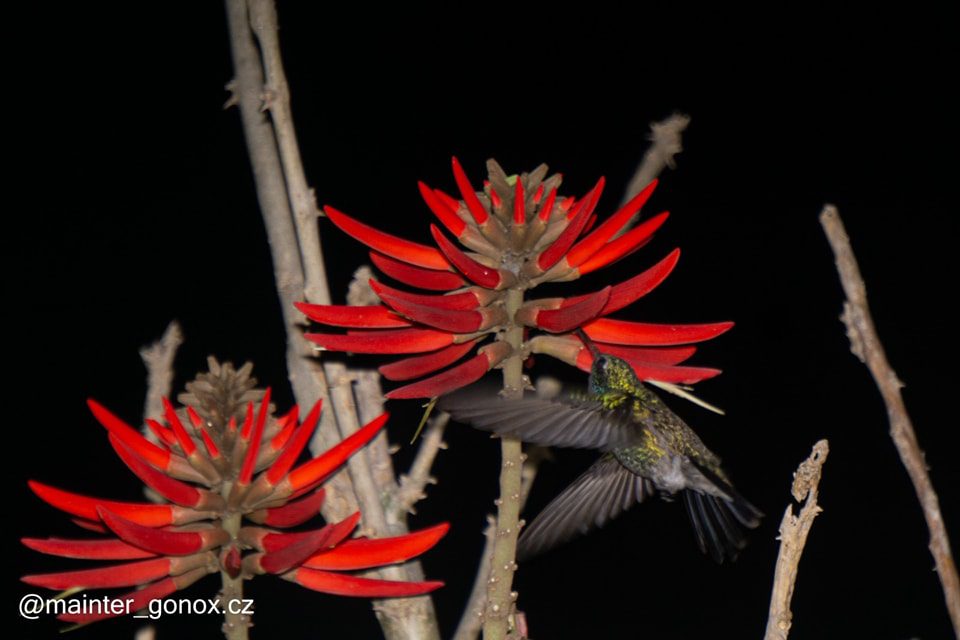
(820, 205), (960, 636)
(227, 2), (444, 637)
(764, 440), (829, 640)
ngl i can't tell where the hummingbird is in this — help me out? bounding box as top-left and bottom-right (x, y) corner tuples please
(439, 336), (763, 563)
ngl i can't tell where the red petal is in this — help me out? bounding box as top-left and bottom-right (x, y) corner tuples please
(266, 399), (323, 485)
(305, 522), (449, 570)
(419, 181), (466, 237)
(325, 205), (451, 270)
(533, 287), (611, 333)
(306, 328), (455, 354)
(87, 399), (172, 472)
(433, 188), (461, 214)
(287, 414), (389, 493)
(28, 481), (180, 527)
(98, 507), (226, 556)
(57, 568), (208, 624)
(513, 178), (525, 224)
(378, 292), (505, 333)
(199, 426), (221, 459)
(23, 557), (172, 590)
(290, 567), (444, 598)
(258, 523), (352, 575)
(379, 340), (479, 381)
(240, 401), (255, 438)
(385, 342), (510, 399)
(584, 343), (697, 366)
(71, 519), (108, 534)
(163, 397), (197, 456)
(369, 279), (484, 311)
(577, 211), (670, 274)
(451, 156), (489, 225)
(538, 187), (557, 222)
(294, 301), (412, 328)
(430, 225), (514, 289)
(145, 419), (177, 449)
(370, 252), (467, 291)
(21, 537), (157, 560)
(583, 319), (734, 345)
(109, 436), (210, 509)
(239, 388), (272, 484)
(247, 488), (326, 528)
(574, 351), (722, 384)
(536, 178), (604, 271)
(565, 179), (657, 267)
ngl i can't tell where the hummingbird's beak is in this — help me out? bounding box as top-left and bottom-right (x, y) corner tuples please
(575, 329), (602, 358)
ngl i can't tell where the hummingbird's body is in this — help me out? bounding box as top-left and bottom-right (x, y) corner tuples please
(440, 354), (763, 562)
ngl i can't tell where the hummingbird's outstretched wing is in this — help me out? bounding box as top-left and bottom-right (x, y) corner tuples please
(681, 461), (764, 563)
(439, 386), (639, 451)
(517, 454), (654, 560)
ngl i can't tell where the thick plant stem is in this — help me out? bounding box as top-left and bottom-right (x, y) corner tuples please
(220, 500), (249, 640)
(484, 288), (526, 639)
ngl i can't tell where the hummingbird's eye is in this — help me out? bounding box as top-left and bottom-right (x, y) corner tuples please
(597, 356), (608, 370)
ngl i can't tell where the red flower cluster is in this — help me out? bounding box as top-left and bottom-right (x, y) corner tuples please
(301, 158), (731, 398)
(22, 392), (446, 626)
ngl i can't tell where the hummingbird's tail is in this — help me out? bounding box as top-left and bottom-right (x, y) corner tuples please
(681, 465), (763, 563)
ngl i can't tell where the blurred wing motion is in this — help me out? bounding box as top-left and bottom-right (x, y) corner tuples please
(438, 385), (638, 451)
(517, 454), (654, 559)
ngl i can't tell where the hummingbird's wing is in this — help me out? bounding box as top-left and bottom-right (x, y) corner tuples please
(439, 386), (639, 451)
(681, 461), (764, 563)
(517, 454), (654, 560)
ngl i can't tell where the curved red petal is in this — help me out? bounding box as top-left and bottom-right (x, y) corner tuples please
(369, 279), (483, 311)
(370, 252), (467, 291)
(385, 342), (510, 399)
(162, 397), (197, 456)
(287, 415), (389, 492)
(294, 301), (411, 328)
(565, 179), (657, 267)
(266, 399), (323, 485)
(573, 352), (721, 384)
(28, 481), (176, 527)
(87, 399), (171, 471)
(583, 319), (734, 346)
(306, 328), (455, 354)
(577, 211), (670, 274)
(325, 205), (451, 270)
(21, 537), (157, 560)
(419, 181), (466, 237)
(57, 568), (208, 624)
(108, 436), (205, 509)
(23, 557), (172, 590)
(379, 340), (479, 381)
(98, 507), (227, 556)
(305, 522), (449, 570)
(290, 567), (444, 597)
(430, 225), (512, 289)
(534, 287), (611, 333)
(239, 388), (272, 484)
(451, 157), (489, 225)
(247, 488), (326, 528)
(536, 178), (604, 271)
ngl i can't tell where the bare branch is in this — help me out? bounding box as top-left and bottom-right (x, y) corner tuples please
(820, 205), (960, 635)
(224, 0), (357, 521)
(139, 320), (183, 425)
(764, 439), (829, 640)
(619, 113), (690, 211)
(391, 414), (448, 519)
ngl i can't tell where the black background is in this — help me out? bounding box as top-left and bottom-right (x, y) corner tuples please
(11, 4), (958, 639)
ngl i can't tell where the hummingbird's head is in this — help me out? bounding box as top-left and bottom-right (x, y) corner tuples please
(588, 354), (640, 395)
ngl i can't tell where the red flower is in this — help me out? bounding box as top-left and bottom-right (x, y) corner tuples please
(22, 369), (446, 627)
(301, 158), (731, 398)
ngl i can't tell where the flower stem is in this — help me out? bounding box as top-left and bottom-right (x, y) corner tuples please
(483, 288), (525, 639)
(220, 501), (249, 640)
